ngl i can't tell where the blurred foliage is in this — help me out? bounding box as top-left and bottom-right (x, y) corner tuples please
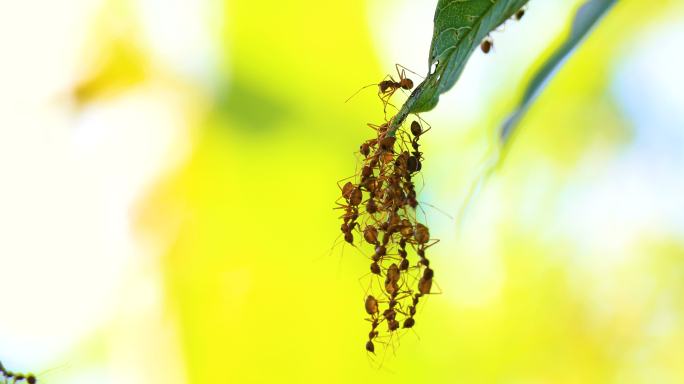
(126, 0), (684, 383)
(500, 0), (616, 143)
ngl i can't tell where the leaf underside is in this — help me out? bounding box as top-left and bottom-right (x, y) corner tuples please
(390, 0), (529, 133)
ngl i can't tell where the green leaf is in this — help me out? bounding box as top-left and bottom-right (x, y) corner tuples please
(500, 0), (617, 144)
(456, 0), (617, 228)
(389, 0), (528, 133)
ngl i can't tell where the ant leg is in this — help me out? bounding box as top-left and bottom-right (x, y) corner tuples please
(381, 89), (398, 119)
(396, 63), (425, 80)
(395, 64), (406, 82)
(382, 100), (399, 117)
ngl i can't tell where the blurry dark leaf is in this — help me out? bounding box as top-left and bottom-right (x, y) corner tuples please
(500, 0), (617, 143)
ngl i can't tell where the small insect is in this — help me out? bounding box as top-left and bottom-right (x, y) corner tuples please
(480, 36), (494, 54)
(379, 64), (414, 94)
(346, 64), (418, 116)
(413, 223), (430, 244)
(1, 361), (37, 384)
(514, 8), (525, 20)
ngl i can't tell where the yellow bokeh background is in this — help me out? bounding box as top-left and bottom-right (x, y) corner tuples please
(1, 0), (684, 383)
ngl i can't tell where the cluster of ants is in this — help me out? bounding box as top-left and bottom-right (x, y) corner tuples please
(338, 65), (440, 358)
(0, 362), (36, 384)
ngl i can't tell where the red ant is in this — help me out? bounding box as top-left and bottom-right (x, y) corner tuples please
(513, 6), (526, 21)
(481, 35), (494, 54)
(1, 361), (37, 384)
(346, 64), (420, 116)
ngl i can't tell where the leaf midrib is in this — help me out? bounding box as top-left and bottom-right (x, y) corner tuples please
(431, 0), (499, 67)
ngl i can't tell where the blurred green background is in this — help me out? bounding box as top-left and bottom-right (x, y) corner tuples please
(1, 0), (684, 383)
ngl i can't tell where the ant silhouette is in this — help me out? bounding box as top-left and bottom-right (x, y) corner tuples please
(1, 361), (36, 384)
(513, 6), (527, 21)
(480, 35), (494, 54)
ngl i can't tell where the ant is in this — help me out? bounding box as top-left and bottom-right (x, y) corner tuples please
(346, 64), (419, 116)
(379, 64), (414, 97)
(1, 361), (37, 384)
(480, 35), (494, 54)
(513, 6), (527, 21)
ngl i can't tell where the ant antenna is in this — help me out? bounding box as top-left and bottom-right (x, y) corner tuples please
(345, 83), (378, 103)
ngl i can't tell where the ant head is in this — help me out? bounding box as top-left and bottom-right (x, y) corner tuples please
(515, 9), (525, 20)
(360, 143), (371, 157)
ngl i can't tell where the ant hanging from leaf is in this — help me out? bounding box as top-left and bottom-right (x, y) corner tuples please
(346, 64), (421, 114)
(480, 35), (494, 54)
(513, 5), (527, 21)
(1, 361), (36, 384)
